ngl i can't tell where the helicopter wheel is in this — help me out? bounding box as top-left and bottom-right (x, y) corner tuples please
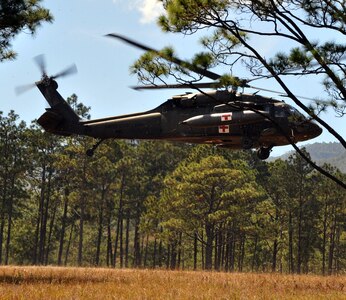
(257, 147), (272, 160)
(86, 149), (94, 157)
(86, 139), (106, 157)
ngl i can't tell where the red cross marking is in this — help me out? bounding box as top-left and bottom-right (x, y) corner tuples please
(221, 113), (232, 121)
(218, 125), (230, 133)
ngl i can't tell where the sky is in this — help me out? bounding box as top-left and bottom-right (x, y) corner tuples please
(1, 0), (344, 157)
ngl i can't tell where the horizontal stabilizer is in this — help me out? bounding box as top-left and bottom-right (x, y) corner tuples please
(37, 109), (72, 136)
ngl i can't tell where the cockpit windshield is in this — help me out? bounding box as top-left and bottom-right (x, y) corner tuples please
(286, 105), (306, 121)
(275, 104), (306, 121)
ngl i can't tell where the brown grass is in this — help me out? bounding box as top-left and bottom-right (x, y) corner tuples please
(0, 266), (344, 299)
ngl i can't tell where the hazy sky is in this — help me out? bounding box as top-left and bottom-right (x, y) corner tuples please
(1, 0), (344, 156)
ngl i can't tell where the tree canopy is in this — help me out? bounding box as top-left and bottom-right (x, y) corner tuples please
(132, 0), (346, 149)
(0, 99), (345, 273)
(0, 0), (52, 61)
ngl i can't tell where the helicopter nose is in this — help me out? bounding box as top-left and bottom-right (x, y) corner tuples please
(297, 121), (322, 139)
(309, 122), (323, 138)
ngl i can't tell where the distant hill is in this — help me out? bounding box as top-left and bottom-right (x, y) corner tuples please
(270, 142), (346, 173)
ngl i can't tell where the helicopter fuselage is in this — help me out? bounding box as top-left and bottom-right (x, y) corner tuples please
(36, 80), (322, 159)
(77, 90), (321, 148)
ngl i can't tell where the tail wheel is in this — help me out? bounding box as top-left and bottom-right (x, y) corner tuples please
(257, 147), (272, 160)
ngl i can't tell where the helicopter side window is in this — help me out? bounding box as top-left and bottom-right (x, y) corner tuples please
(275, 107), (286, 117)
(290, 107), (305, 118)
(285, 106), (305, 121)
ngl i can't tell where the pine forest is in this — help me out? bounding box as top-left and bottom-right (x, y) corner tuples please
(0, 95), (345, 275)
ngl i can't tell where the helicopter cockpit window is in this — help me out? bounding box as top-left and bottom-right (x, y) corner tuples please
(274, 107), (286, 118)
(285, 106), (305, 121)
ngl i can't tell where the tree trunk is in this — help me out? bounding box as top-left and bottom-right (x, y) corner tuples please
(193, 232), (198, 270)
(216, 229), (222, 271)
(177, 232), (182, 269)
(225, 233), (230, 272)
(95, 187), (106, 266)
(201, 231), (205, 270)
(322, 203), (328, 275)
(158, 237), (162, 268)
(113, 215), (120, 267)
(120, 218), (124, 268)
(328, 205), (337, 275)
(78, 197), (85, 266)
(272, 207), (280, 272)
(33, 163), (46, 265)
(4, 175), (15, 265)
(251, 235), (258, 272)
(238, 234), (245, 272)
(272, 238), (278, 272)
(214, 230), (218, 271)
(205, 223), (214, 270)
(166, 244), (170, 269)
(288, 211), (294, 273)
(114, 173), (125, 267)
(0, 207), (5, 265)
(78, 155), (88, 267)
(64, 222), (74, 266)
(125, 215), (130, 268)
(39, 167), (52, 264)
(144, 234), (149, 267)
(45, 200), (57, 265)
(58, 190), (68, 266)
(221, 233), (226, 271)
(106, 214), (113, 267)
(153, 237), (157, 268)
(297, 197), (303, 274)
(133, 219), (141, 267)
(0, 141), (9, 265)
(170, 242), (177, 269)
(334, 225), (341, 273)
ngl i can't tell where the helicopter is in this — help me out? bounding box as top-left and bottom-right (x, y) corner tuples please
(23, 34), (322, 160)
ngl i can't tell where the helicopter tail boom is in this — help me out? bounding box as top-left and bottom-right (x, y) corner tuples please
(36, 78), (82, 136)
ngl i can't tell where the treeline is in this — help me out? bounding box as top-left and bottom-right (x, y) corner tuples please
(0, 96), (345, 275)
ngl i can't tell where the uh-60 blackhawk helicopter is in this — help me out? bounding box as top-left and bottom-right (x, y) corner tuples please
(21, 34), (322, 160)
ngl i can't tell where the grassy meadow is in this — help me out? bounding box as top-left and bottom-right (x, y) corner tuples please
(0, 267), (344, 299)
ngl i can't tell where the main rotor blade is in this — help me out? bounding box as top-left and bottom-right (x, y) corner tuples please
(247, 84), (318, 101)
(15, 83), (37, 95)
(52, 64), (78, 79)
(131, 82), (219, 90)
(106, 33), (221, 81)
(34, 54), (47, 76)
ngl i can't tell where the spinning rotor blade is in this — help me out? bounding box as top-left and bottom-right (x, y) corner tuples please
(34, 54), (47, 76)
(132, 79), (318, 101)
(247, 84), (318, 101)
(106, 33), (221, 80)
(16, 55), (77, 96)
(131, 82), (219, 90)
(52, 64), (78, 79)
(15, 83), (37, 95)
(107, 33), (331, 103)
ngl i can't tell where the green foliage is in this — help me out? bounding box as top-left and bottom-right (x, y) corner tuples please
(0, 0), (53, 61)
(159, 0), (229, 33)
(135, 0), (346, 150)
(0, 105), (345, 273)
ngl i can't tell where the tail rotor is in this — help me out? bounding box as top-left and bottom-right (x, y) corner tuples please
(15, 55), (77, 95)
(33, 54), (48, 77)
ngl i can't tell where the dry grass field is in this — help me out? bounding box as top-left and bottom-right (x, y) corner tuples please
(0, 266), (344, 299)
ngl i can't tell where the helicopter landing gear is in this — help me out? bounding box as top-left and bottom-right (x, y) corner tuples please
(86, 139), (105, 157)
(257, 146), (273, 160)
